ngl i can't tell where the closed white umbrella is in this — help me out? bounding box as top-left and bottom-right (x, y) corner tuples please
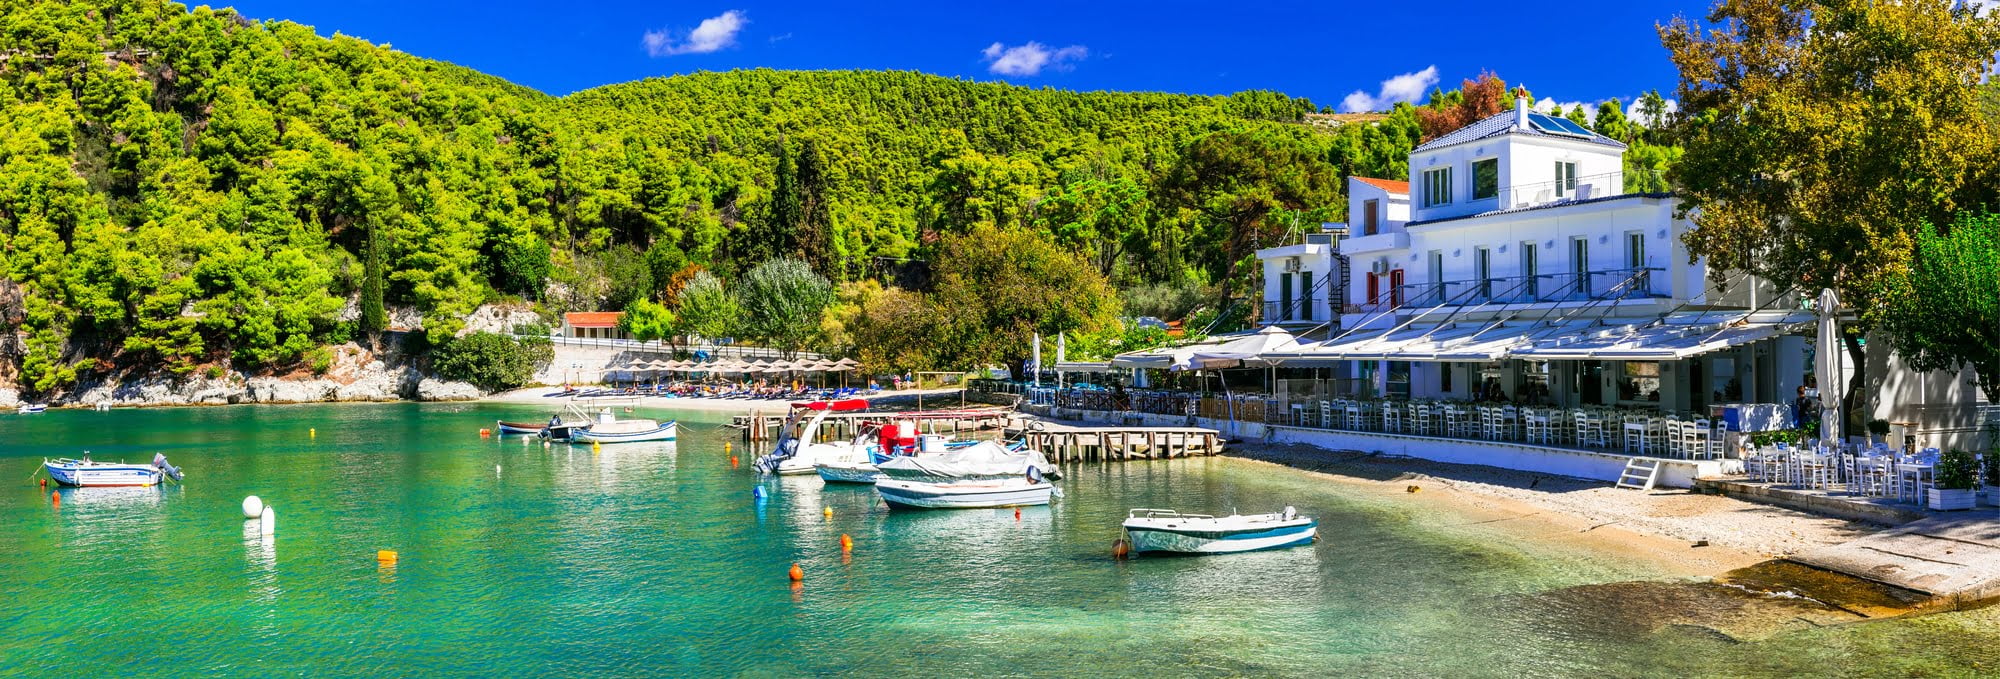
(1815, 288), (1844, 448)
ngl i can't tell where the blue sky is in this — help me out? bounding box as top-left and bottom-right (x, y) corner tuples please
(219, 0), (1701, 113)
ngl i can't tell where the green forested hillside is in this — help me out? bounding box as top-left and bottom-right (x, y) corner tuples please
(0, 0), (1669, 392)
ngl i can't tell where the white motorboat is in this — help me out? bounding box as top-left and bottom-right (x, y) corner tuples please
(815, 460), (886, 484)
(44, 453), (184, 488)
(873, 440), (1058, 483)
(876, 478), (1054, 510)
(1121, 507), (1317, 555)
(814, 435), (989, 484)
(18, 404), (47, 414)
(755, 400), (876, 475)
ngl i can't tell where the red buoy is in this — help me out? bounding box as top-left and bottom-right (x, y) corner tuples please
(1014, 507), (1021, 521)
(839, 534), (853, 552)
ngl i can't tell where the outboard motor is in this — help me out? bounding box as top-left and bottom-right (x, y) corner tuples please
(753, 433), (800, 474)
(152, 452), (184, 481)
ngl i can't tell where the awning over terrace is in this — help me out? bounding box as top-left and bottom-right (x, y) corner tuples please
(1508, 310), (1815, 361)
(1234, 310), (1812, 366)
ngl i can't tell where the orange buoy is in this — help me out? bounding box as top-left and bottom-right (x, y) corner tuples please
(377, 550), (398, 564)
(39, 478), (47, 488)
(787, 563), (804, 582)
(839, 534), (853, 552)
(479, 428), (491, 437)
(1014, 507), (1021, 521)
(50, 491), (59, 507)
(1112, 538), (1131, 560)
(730, 456), (739, 468)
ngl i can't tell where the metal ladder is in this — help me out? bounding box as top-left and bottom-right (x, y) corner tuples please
(1615, 457), (1663, 491)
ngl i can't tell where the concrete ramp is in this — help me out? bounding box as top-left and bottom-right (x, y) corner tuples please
(1790, 510), (2000, 601)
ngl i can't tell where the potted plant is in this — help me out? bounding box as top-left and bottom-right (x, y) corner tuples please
(1928, 449), (1980, 511)
(1866, 419), (1891, 445)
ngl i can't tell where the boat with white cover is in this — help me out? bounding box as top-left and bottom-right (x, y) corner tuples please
(570, 416), (677, 443)
(814, 434), (988, 484)
(873, 440), (1057, 483)
(876, 478), (1054, 509)
(1121, 507), (1316, 555)
(44, 453), (184, 488)
(18, 404), (46, 414)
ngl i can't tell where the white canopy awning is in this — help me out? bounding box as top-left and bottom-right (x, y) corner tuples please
(1185, 326), (1302, 369)
(1051, 361), (1114, 373)
(1108, 333), (1242, 369)
(1509, 311), (1815, 361)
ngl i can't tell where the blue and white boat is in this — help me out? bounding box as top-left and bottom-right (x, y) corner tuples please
(44, 453), (184, 488)
(570, 418), (677, 443)
(876, 478), (1054, 509)
(18, 404), (47, 414)
(1121, 508), (1316, 555)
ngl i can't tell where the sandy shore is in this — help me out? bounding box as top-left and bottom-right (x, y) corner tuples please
(1228, 442), (1881, 577)
(481, 386), (982, 415)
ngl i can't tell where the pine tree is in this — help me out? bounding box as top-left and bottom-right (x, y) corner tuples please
(361, 222), (387, 334)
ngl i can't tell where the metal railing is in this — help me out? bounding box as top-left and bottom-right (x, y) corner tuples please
(1261, 297), (1319, 323)
(1493, 170), (1626, 209)
(1360, 267), (1664, 312)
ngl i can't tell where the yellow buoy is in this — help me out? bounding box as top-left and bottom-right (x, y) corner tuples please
(377, 550), (398, 564)
(725, 442), (732, 454)
(309, 428), (316, 438)
(823, 506), (833, 519)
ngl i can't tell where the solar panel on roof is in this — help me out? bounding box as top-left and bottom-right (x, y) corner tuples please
(1527, 112), (1593, 138)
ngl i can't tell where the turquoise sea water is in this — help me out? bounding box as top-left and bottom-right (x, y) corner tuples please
(2, 402), (1998, 677)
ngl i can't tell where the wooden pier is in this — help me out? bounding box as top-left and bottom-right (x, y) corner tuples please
(1006, 420), (1222, 464)
(731, 407), (1013, 441)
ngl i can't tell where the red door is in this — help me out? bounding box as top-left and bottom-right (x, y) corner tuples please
(1366, 273), (1380, 306)
(1388, 269), (1406, 308)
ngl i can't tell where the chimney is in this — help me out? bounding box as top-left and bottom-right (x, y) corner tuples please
(1515, 96), (1530, 128)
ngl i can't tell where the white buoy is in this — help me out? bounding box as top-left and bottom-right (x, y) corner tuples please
(260, 506), (275, 536)
(242, 496), (264, 519)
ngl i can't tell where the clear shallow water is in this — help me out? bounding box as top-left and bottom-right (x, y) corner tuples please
(1, 403), (1997, 677)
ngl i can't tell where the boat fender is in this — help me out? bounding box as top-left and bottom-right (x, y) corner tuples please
(242, 496), (264, 519)
(1112, 538), (1130, 560)
(1026, 466), (1045, 484)
(752, 486), (767, 500)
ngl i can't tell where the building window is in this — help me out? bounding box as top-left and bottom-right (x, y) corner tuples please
(1423, 167), (1453, 207)
(1427, 251), (1444, 304)
(1387, 361), (1411, 398)
(1521, 242), (1539, 300)
(1555, 161), (1577, 197)
(1472, 158), (1498, 200)
(1626, 231), (1647, 294)
(1474, 247), (1492, 299)
(1363, 199), (1380, 235)
(1571, 237), (1589, 298)
(1620, 361), (1662, 402)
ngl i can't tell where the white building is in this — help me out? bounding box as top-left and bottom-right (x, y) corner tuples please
(1257, 98), (1819, 417)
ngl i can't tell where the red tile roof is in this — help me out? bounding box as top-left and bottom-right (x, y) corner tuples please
(1353, 176), (1410, 194)
(564, 311), (624, 328)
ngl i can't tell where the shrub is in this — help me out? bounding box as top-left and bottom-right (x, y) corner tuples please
(1936, 449), (1980, 491)
(512, 322), (552, 337)
(432, 332), (554, 391)
(203, 365), (225, 380)
(1866, 419), (1891, 436)
(306, 347), (333, 375)
(1983, 448), (2000, 487)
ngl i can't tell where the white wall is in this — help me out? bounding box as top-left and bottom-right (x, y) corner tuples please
(1411, 134), (1624, 223)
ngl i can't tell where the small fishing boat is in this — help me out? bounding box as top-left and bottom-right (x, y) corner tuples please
(876, 478), (1054, 510)
(1121, 508), (1317, 555)
(18, 404), (47, 414)
(497, 415), (588, 436)
(44, 453), (184, 488)
(569, 408), (678, 444)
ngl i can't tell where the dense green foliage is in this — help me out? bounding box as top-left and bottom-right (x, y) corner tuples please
(432, 332), (553, 391)
(1881, 213), (2000, 403)
(0, 0), (1682, 392)
(617, 299), (675, 343)
(733, 258), (832, 355)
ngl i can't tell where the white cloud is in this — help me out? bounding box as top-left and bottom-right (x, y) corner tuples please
(643, 10), (747, 57)
(980, 41), (1088, 77)
(1338, 65), (1439, 112)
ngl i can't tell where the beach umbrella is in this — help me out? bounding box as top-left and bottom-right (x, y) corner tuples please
(1032, 332), (1041, 387)
(1816, 288), (1844, 448)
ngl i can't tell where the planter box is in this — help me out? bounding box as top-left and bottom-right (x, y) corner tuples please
(1928, 488), (1977, 511)
(1987, 485), (2000, 507)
